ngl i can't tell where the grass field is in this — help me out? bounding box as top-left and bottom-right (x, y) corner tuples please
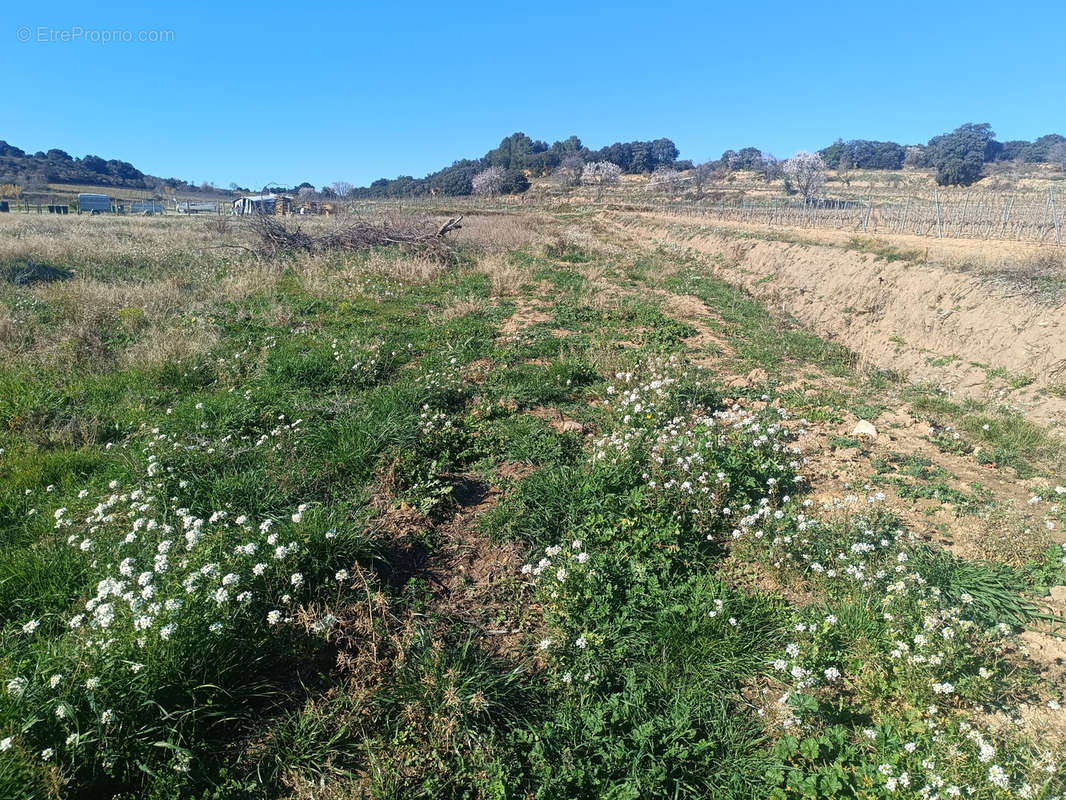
(1, 212), (1065, 799)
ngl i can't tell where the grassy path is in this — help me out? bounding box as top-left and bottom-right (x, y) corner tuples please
(0, 214), (1064, 798)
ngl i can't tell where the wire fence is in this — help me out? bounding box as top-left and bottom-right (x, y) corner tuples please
(647, 188), (1063, 245)
(9, 183), (1058, 246)
(348, 186), (1065, 246)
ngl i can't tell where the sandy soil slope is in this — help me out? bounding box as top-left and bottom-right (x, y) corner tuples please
(612, 213), (1066, 430)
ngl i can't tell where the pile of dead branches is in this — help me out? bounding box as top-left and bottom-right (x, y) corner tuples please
(246, 213), (463, 261)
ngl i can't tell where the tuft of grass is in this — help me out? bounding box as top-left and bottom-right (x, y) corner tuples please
(905, 385), (1065, 477)
(845, 236), (926, 263)
(829, 435), (861, 450)
(909, 546), (1050, 628)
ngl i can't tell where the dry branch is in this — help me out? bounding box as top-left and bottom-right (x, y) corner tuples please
(437, 216), (463, 237)
(246, 213), (462, 261)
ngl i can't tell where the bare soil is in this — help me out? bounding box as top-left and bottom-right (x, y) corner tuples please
(610, 213), (1066, 430)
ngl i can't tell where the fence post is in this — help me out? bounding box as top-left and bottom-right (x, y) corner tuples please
(1000, 196), (1013, 238)
(934, 189), (942, 238)
(955, 190), (969, 237)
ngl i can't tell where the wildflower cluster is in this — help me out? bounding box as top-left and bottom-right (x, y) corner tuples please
(755, 497), (902, 589)
(521, 355), (1065, 798)
(925, 422), (970, 457)
(520, 540), (597, 687)
(593, 357), (805, 543)
(327, 336), (399, 384)
(764, 506), (1063, 798)
(643, 403), (803, 534)
(418, 405), (464, 454)
(2, 432), (354, 776)
(1029, 485), (1066, 535)
(54, 489), (323, 646)
(596, 357), (682, 444)
(413, 360), (469, 410)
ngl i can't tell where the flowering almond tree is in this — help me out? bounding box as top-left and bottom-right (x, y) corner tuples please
(471, 166), (505, 197)
(784, 151), (826, 204)
(646, 167), (682, 195)
(553, 155), (585, 190)
(581, 160), (622, 200)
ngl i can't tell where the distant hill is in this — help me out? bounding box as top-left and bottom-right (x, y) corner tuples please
(3, 124), (1062, 203)
(351, 132), (686, 199)
(351, 126), (1066, 198)
(0, 140), (242, 198)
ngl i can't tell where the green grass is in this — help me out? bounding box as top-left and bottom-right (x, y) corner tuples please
(870, 453), (995, 516)
(661, 254), (857, 378)
(844, 236), (926, 263)
(904, 385), (1064, 478)
(1, 225), (1063, 799)
(829, 435), (862, 450)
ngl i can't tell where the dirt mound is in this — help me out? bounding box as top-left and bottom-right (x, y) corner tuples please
(621, 217), (1066, 428)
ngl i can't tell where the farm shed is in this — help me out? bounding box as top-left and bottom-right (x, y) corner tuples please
(232, 194), (293, 216)
(77, 193), (112, 213)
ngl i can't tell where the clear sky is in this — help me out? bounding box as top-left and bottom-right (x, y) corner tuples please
(3, 0), (1064, 190)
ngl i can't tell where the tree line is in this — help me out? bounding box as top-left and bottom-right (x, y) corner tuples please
(0, 140), (242, 197)
(817, 126), (1066, 186)
(351, 125), (1066, 198)
(350, 133), (684, 198)
(3, 122), (1064, 202)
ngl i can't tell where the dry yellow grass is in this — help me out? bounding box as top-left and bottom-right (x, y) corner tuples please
(455, 212), (550, 250)
(472, 252), (526, 296)
(431, 295), (488, 322)
(620, 209), (1066, 276)
(0, 214), (234, 269)
(0, 211), (547, 372)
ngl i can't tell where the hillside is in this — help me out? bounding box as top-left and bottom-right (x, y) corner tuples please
(3, 123), (1064, 205)
(350, 125), (1065, 199)
(0, 139), (241, 199)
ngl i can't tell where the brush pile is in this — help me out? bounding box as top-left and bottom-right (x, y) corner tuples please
(247, 213), (463, 261)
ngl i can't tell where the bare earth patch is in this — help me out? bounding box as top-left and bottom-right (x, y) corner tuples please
(528, 405), (587, 434)
(366, 465), (535, 660)
(654, 289), (734, 364)
(499, 297), (552, 336)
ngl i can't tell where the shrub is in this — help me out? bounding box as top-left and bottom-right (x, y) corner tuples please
(927, 123), (995, 186)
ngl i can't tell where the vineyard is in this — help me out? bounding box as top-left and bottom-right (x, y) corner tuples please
(645, 188), (1064, 244)
(345, 179), (1066, 246)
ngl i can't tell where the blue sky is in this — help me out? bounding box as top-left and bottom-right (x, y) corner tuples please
(3, 0), (1064, 189)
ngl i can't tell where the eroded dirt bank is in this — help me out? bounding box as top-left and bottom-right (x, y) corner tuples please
(609, 213), (1066, 430)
